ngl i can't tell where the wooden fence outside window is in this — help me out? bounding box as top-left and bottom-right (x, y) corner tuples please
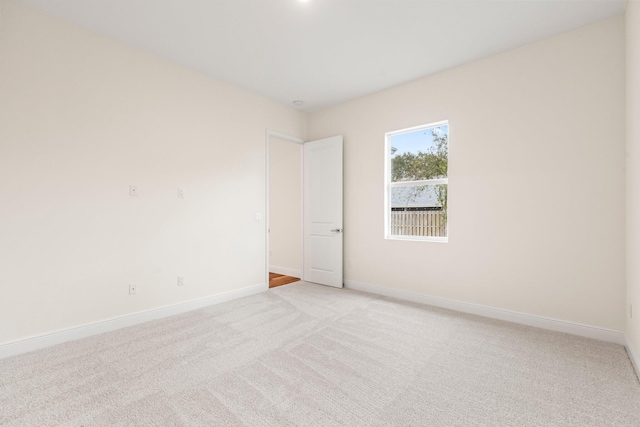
(390, 210), (446, 237)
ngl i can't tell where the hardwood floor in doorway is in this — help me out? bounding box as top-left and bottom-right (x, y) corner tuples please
(269, 273), (300, 288)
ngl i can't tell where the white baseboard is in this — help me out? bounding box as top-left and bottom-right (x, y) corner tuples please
(627, 338), (640, 380)
(269, 265), (302, 278)
(0, 283), (266, 359)
(344, 280), (626, 345)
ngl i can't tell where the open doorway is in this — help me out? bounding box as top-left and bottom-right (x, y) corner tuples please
(267, 132), (303, 288)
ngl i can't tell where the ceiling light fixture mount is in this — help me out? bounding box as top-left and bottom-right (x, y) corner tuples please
(293, 100), (304, 107)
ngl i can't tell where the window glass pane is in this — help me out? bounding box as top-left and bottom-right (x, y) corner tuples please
(390, 184), (447, 237)
(390, 125), (448, 182)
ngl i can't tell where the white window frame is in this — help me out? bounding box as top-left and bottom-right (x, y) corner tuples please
(384, 120), (449, 243)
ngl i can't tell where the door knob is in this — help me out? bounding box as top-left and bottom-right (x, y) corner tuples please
(330, 228), (343, 233)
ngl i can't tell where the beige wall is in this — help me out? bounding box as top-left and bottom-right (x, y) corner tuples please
(626, 0), (640, 359)
(269, 137), (303, 275)
(308, 16), (626, 331)
(0, 1), (306, 344)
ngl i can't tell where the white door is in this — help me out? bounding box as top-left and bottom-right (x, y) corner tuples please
(303, 136), (343, 288)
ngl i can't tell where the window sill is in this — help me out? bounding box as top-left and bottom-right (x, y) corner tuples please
(385, 235), (448, 243)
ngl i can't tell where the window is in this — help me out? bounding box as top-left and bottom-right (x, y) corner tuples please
(385, 121), (449, 242)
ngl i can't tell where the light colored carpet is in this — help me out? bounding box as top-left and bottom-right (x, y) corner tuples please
(1, 282), (639, 426)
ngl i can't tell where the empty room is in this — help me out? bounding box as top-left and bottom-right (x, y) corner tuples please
(1, 0), (640, 425)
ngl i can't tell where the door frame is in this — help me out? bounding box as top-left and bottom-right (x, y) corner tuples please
(265, 130), (305, 289)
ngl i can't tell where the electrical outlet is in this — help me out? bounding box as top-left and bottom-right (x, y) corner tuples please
(129, 283), (137, 295)
(254, 212), (262, 222)
(177, 275), (185, 286)
(129, 185), (138, 197)
(177, 188), (184, 199)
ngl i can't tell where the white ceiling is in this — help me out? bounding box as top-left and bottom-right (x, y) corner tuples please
(17, 0), (626, 112)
